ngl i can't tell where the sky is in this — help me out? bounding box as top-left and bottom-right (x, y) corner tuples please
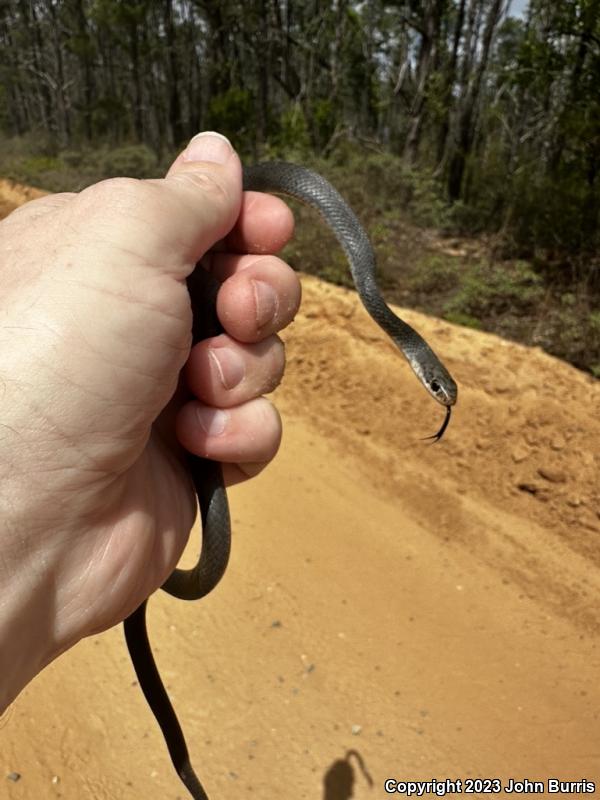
(509, 0), (529, 17)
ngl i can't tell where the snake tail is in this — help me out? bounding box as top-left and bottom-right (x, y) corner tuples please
(123, 267), (230, 799)
(124, 601), (209, 800)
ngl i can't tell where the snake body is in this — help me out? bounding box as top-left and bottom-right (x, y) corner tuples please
(123, 162), (457, 800)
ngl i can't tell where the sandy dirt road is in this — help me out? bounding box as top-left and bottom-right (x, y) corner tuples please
(1, 180), (599, 799)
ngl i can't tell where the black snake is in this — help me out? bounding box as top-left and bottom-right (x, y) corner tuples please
(123, 162), (458, 799)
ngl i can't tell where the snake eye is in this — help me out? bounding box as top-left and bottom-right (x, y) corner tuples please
(430, 380), (440, 393)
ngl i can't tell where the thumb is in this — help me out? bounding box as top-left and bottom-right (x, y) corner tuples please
(159, 131), (243, 274)
(72, 131), (242, 282)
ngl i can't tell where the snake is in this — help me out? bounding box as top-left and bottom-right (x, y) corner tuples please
(122, 162), (458, 800)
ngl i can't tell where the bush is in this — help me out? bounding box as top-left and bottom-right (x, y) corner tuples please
(0, 151), (67, 191)
(0, 137), (162, 192)
(409, 254), (460, 294)
(271, 104), (311, 159)
(208, 88), (254, 144)
(101, 144), (158, 178)
(443, 259), (544, 319)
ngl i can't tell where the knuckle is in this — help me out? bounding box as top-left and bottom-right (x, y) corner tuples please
(170, 169), (232, 208)
(75, 176), (147, 219)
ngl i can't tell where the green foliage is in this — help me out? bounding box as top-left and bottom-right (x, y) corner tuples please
(90, 97), (129, 139)
(590, 311), (600, 332)
(531, 301), (600, 373)
(310, 98), (336, 149)
(207, 88), (254, 143)
(409, 255), (460, 294)
(443, 311), (483, 329)
(318, 146), (450, 228)
(0, 137), (160, 191)
(62, 150), (86, 168)
(407, 171), (450, 229)
(508, 168), (599, 255)
(20, 155), (63, 174)
(443, 259), (544, 319)
(0, 152), (65, 189)
(272, 105), (311, 156)
(319, 251), (355, 288)
(101, 144), (157, 178)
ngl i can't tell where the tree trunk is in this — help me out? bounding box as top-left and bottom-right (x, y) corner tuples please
(447, 0), (505, 201)
(48, 2), (71, 148)
(165, 0), (185, 147)
(436, 0), (466, 168)
(74, 0), (94, 142)
(403, 0), (445, 165)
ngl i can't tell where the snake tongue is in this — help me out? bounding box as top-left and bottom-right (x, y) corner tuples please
(422, 405), (452, 443)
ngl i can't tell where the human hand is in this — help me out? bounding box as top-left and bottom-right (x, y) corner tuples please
(0, 132), (300, 710)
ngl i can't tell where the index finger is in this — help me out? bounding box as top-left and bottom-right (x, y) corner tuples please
(222, 190), (294, 255)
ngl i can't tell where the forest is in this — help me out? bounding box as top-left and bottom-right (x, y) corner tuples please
(0, 0), (598, 374)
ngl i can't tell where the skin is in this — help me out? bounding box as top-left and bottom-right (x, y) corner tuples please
(0, 132), (300, 713)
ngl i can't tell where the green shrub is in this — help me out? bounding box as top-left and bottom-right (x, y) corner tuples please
(408, 171), (450, 229)
(0, 152), (67, 190)
(443, 311), (482, 329)
(410, 254), (460, 294)
(20, 155), (63, 173)
(101, 145), (158, 178)
(443, 259), (543, 319)
(589, 310), (600, 332)
(311, 98), (336, 148)
(208, 87), (254, 143)
(271, 104), (311, 158)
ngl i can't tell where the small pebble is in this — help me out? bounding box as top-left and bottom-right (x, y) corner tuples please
(7, 772), (21, 782)
(538, 467), (566, 484)
(351, 724), (362, 735)
(511, 445), (530, 463)
(566, 496), (583, 508)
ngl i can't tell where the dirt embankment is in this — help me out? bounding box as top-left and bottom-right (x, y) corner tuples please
(1, 181), (599, 799)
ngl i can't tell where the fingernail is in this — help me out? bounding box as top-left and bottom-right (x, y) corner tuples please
(183, 131), (232, 164)
(208, 348), (245, 390)
(195, 406), (228, 436)
(252, 280), (279, 329)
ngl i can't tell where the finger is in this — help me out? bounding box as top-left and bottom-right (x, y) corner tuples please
(222, 461), (272, 487)
(222, 191), (294, 254)
(214, 255), (302, 342)
(175, 396), (282, 464)
(185, 334), (285, 408)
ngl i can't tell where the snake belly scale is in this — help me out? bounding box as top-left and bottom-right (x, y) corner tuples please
(123, 162), (458, 800)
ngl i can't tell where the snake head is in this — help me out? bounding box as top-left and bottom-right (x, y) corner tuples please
(427, 374), (457, 406)
(403, 335), (457, 409)
(405, 347), (457, 441)
(420, 360), (458, 407)
(418, 362), (458, 442)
